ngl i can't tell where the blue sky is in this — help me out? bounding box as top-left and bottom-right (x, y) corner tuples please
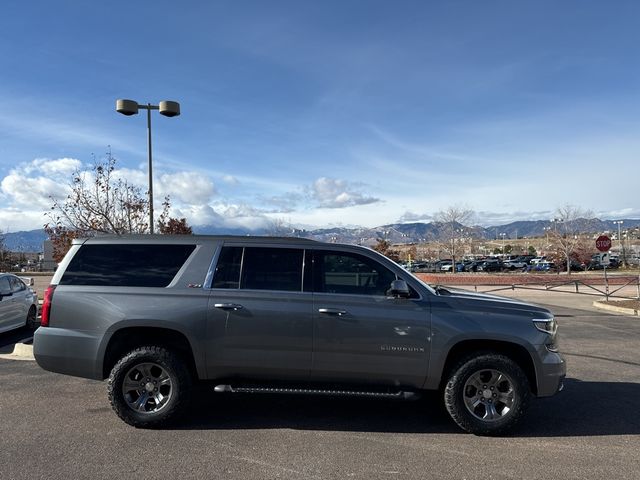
(1, 0), (639, 232)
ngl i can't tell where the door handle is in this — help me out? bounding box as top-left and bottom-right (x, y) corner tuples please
(318, 308), (348, 316)
(214, 303), (244, 311)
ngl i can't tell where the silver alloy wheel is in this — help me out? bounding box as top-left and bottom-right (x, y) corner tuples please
(122, 362), (173, 414)
(463, 369), (515, 422)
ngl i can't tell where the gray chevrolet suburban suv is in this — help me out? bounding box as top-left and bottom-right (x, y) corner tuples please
(34, 235), (565, 435)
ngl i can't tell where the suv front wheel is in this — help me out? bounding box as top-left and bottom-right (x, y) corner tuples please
(107, 346), (192, 428)
(444, 353), (531, 435)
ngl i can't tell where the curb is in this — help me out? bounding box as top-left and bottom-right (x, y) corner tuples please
(0, 343), (35, 361)
(593, 301), (640, 316)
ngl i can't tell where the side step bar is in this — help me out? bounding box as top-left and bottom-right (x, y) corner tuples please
(213, 384), (418, 400)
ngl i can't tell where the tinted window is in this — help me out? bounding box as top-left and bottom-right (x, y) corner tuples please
(241, 247), (303, 292)
(60, 244), (196, 287)
(315, 251), (396, 296)
(212, 246), (243, 289)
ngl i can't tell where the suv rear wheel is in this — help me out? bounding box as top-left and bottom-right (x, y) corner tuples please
(444, 353), (530, 435)
(107, 346), (192, 428)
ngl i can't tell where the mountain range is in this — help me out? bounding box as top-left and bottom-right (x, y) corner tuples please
(2, 218), (639, 252)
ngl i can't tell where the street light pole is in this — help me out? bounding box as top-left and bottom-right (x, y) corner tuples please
(613, 220), (624, 266)
(116, 99), (180, 234)
(146, 104), (154, 233)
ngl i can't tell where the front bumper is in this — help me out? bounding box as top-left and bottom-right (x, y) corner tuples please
(535, 346), (566, 397)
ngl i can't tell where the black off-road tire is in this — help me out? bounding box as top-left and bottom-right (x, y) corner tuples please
(107, 346), (192, 428)
(444, 353), (531, 436)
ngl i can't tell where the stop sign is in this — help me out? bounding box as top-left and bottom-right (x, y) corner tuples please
(596, 235), (612, 252)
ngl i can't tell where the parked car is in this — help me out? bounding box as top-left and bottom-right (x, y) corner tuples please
(530, 256), (546, 265)
(440, 262), (465, 272)
(463, 260), (479, 272)
(588, 254), (619, 270)
(533, 261), (555, 272)
(34, 235), (565, 435)
(463, 260), (486, 272)
(502, 259), (528, 270)
(476, 259), (503, 272)
(0, 273), (38, 334)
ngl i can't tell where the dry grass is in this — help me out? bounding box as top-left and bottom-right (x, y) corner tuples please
(601, 299), (640, 311)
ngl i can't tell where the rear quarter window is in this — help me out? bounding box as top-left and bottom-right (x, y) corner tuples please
(60, 244), (196, 287)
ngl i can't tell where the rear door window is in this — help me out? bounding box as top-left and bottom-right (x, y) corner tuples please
(60, 244), (196, 287)
(212, 246), (243, 289)
(212, 246), (304, 292)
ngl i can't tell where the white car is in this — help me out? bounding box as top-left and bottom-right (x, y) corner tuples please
(0, 274), (38, 333)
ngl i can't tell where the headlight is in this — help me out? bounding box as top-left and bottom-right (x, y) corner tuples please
(533, 318), (557, 335)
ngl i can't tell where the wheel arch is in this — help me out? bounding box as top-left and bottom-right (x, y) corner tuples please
(437, 339), (538, 395)
(102, 327), (200, 380)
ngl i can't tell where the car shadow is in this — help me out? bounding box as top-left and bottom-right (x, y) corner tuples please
(0, 326), (34, 353)
(172, 378), (640, 437)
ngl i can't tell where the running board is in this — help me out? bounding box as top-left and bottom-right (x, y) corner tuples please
(213, 384), (417, 399)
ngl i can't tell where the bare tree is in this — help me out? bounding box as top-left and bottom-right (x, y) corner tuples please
(548, 205), (595, 273)
(372, 238), (400, 262)
(44, 150), (173, 259)
(373, 238), (391, 256)
(435, 205), (474, 273)
(45, 150), (159, 235)
(43, 225), (81, 264)
(399, 245), (418, 263)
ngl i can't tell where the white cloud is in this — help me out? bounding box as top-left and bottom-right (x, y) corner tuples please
(109, 168), (217, 205)
(218, 203), (266, 219)
(174, 204), (224, 226)
(397, 211), (433, 223)
(0, 208), (48, 232)
(1, 174), (65, 208)
(310, 177), (380, 209)
(157, 172), (216, 204)
(222, 175), (240, 185)
(0, 156), (221, 231)
(25, 157), (82, 176)
(111, 168), (148, 187)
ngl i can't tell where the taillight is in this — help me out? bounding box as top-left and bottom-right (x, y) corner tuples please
(41, 285), (56, 327)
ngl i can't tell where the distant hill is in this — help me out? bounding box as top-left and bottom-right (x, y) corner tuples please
(1, 229), (48, 252)
(2, 218), (639, 252)
(483, 219), (640, 240)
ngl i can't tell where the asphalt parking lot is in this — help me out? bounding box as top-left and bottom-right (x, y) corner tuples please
(1, 291), (639, 479)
